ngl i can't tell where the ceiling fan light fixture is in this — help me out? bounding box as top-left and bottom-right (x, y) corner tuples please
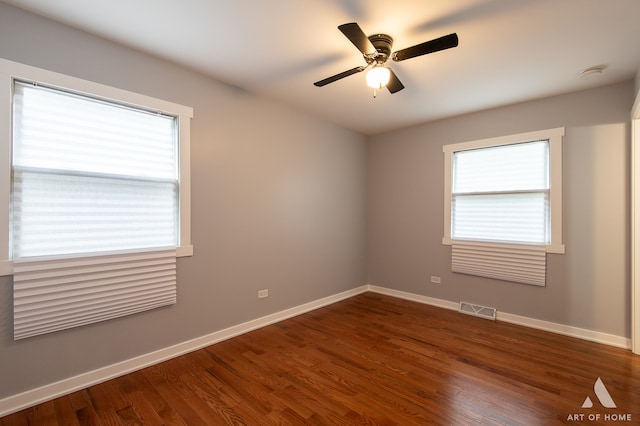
(313, 22), (458, 95)
(366, 66), (391, 88)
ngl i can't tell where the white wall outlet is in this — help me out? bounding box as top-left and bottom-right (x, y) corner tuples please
(430, 276), (441, 284)
(258, 289), (269, 298)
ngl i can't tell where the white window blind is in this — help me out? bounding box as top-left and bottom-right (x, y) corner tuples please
(11, 80), (182, 338)
(451, 241), (546, 287)
(13, 248), (177, 340)
(444, 132), (566, 287)
(12, 81), (179, 258)
(452, 141), (549, 245)
(443, 128), (564, 286)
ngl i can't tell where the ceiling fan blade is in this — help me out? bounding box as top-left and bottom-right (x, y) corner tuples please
(314, 66), (366, 87)
(338, 22), (377, 55)
(386, 69), (405, 94)
(392, 33), (458, 62)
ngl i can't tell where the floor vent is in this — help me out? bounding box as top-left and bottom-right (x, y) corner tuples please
(458, 301), (496, 321)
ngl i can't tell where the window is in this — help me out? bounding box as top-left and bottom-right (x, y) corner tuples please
(12, 81), (180, 258)
(442, 128), (564, 286)
(0, 59), (193, 338)
(452, 140), (550, 245)
(0, 58), (193, 274)
(443, 128), (564, 252)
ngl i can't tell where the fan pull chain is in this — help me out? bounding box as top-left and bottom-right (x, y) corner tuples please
(372, 82), (383, 99)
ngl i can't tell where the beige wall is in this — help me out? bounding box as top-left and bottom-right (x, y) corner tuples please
(0, 3), (367, 399)
(368, 81), (633, 337)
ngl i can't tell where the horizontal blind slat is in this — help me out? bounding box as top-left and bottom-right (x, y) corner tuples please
(14, 274), (177, 305)
(15, 290), (177, 324)
(15, 288), (177, 321)
(14, 263), (176, 288)
(452, 242), (546, 286)
(12, 248), (176, 272)
(15, 300), (175, 339)
(13, 248), (176, 340)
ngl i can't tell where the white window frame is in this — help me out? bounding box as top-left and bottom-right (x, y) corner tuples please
(442, 127), (565, 254)
(0, 58), (193, 276)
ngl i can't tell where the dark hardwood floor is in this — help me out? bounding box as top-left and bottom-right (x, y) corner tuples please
(2, 292), (639, 425)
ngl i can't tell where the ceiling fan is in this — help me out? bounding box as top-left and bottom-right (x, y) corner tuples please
(314, 23), (459, 95)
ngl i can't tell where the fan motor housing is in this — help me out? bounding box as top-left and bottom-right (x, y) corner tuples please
(367, 34), (393, 62)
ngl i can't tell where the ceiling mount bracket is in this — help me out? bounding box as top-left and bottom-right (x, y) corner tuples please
(367, 34), (393, 63)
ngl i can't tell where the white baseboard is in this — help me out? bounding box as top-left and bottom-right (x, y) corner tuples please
(0, 285), (369, 417)
(367, 285), (631, 349)
(496, 311), (631, 349)
(0, 283), (630, 417)
(367, 285), (460, 310)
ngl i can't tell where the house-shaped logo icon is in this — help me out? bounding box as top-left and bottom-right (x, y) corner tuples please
(581, 377), (617, 409)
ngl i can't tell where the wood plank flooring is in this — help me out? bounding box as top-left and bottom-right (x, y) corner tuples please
(2, 292), (639, 425)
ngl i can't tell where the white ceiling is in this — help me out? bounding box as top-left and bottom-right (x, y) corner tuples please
(3, 0), (640, 135)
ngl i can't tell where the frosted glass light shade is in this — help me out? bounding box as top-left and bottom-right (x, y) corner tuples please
(366, 67), (391, 88)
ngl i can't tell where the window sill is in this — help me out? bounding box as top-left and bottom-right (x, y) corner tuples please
(0, 245), (194, 277)
(177, 245), (194, 257)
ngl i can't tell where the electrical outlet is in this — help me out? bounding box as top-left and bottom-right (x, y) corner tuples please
(430, 276), (441, 284)
(258, 289), (269, 298)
